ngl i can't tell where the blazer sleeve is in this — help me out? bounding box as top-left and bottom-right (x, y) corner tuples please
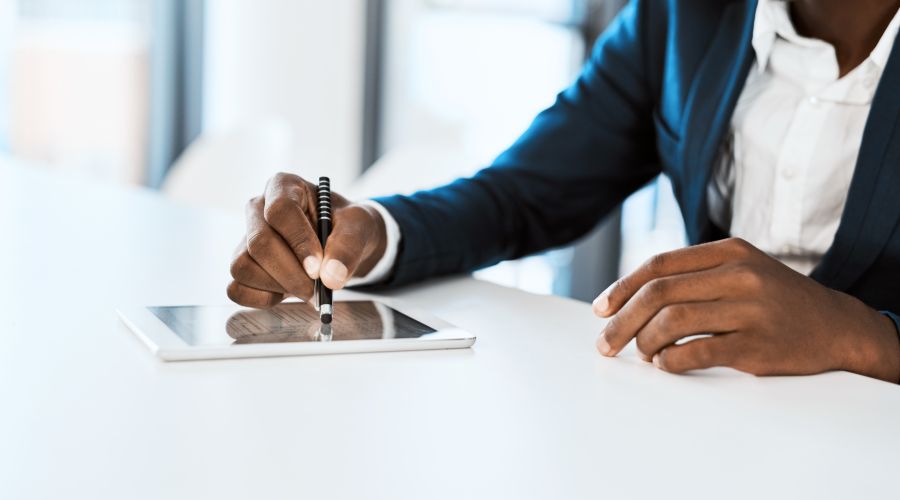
(883, 312), (900, 341)
(374, 0), (663, 287)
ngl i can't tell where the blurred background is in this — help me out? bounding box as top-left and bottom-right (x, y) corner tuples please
(0, 0), (686, 302)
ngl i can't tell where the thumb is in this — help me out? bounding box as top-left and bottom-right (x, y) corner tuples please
(320, 206), (378, 289)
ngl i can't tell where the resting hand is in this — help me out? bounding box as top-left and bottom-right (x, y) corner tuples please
(227, 172), (387, 309)
(592, 238), (900, 382)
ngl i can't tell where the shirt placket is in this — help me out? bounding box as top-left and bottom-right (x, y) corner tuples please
(770, 94), (829, 254)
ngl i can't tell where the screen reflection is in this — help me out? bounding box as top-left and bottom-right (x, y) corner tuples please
(149, 301), (437, 347)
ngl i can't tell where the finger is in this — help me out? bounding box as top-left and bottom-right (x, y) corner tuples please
(246, 196), (315, 300)
(320, 205), (377, 290)
(634, 301), (753, 361)
(596, 267), (741, 356)
(262, 173), (323, 279)
(226, 281), (285, 309)
(593, 237), (758, 317)
(653, 334), (741, 374)
(229, 237), (285, 293)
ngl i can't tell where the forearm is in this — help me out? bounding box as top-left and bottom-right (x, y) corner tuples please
(373, 0), (663, 287)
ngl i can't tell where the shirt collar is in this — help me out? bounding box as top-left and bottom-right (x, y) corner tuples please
(752, 0), (900, 72)
(751, 0), (790, 73)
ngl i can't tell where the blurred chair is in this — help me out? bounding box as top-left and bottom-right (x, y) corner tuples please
(344, 141), (476, 200)
(162, 118), (293, 213)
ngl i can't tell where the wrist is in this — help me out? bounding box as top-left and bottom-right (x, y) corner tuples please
(835, 294), (900, 383)
(355, 204), (388, 278)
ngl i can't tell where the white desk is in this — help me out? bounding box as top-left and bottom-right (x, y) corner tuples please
(3, 162), (900, 500)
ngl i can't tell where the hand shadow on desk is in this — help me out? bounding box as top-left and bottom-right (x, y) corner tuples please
(225, 302), (385, 344)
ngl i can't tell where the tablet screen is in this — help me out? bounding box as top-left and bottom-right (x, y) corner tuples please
(148, 301), (437, 347)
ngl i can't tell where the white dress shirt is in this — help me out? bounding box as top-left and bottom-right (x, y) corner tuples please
(358, 0), (900, 285)
(708, 0), (900, 275)
(342, 200), (402, 287)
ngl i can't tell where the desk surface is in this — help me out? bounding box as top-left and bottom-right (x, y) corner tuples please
(3, 162), (900, 500)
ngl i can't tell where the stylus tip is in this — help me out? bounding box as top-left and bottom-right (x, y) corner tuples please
(321, 313), (332, 324)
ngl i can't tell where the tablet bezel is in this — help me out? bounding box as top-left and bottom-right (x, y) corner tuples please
(117, 292), (475, 361)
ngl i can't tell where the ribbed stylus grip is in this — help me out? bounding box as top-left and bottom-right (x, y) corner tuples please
(317, 177), (331, 222)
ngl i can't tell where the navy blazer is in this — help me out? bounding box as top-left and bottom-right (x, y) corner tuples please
(375, 0), (900, 325)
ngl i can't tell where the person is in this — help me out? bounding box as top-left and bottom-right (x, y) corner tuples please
(226, 0), (900, 383)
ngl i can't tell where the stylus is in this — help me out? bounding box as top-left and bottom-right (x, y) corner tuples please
(317, 176), (333, 324)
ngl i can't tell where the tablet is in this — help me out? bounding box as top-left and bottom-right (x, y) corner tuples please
(118, 296), (475, 361)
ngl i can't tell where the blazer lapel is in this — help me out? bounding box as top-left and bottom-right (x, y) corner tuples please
(680, 0), (757, 243)
(811, 33), (900, 290)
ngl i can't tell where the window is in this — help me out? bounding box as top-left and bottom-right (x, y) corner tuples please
(1, 0), (150, 183)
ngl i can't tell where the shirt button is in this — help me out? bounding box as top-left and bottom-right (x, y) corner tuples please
(782, 167), (796, 179)
(808, 96), (820, 106)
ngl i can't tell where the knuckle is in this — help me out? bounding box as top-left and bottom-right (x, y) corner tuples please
(656, 350), (678, 372)
(264, 293), (284, 309)
(337, 206), (372, 232)
(663, 349), (690, 373)
(263, 196), (299, 226)
(743, 271), (764, 292)
(226, 281), (249, 306)
(641, 277), (671, 305)
(272, 171), (301, 185)
(602, 315), (624, 341)
(656, 304), (685, 332)
(285, 230), (315, 256)
(332, 208), (375, 247)
(607, 278), (627, 298)
(229, 253), (251, 280)
(635, 334), (653, 359)
(246, 231), (273, 260)
(356, 203), (381, 224)
(227, 281), (281, 309)
(645, 252), (669, 275)
(746, 303), (769, 327)
(725, 237), (753, 257)
(732, 263), (764, 291)
(246, 195), (263, 212)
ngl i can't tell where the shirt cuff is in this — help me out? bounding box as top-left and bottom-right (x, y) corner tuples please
(344, 200), (402, 287)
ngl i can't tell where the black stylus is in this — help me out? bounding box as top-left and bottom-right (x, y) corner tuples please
(316, 177), (333, 324)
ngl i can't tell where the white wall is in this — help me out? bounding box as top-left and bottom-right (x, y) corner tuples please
(202, 0), (365, 190)
(7, 11), (149, 184)
(0, 0), (12, 151)
(380, 0), (582, 172)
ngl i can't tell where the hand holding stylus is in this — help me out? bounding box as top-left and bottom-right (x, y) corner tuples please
(227, 172), (388, 310)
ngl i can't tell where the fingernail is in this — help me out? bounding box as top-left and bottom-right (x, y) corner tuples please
(323, 259), (348, 286)
(592, 292), (610, 316)
(596, 334), (612, 356)
(302, 256), (321, 279)
(652, 354), (661, 368)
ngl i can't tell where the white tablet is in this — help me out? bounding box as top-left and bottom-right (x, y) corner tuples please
(117, 295), (475, 361)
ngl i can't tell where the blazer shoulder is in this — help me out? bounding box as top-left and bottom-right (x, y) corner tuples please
(625, 0), (753, 117)
(634, 0), (752, 61)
